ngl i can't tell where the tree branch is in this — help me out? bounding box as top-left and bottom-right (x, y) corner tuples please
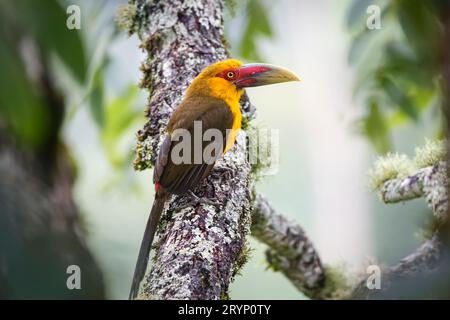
(352, 235), (443, 299)
(251, 193), (328, 298)
(352, 161), (448, 299)
(380, 162), (448, 221)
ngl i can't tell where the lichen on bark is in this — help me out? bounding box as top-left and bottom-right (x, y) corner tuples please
(380, 162), (448, 221)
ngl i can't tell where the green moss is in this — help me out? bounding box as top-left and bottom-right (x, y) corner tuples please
(119, 0), (150, 37)
(136, 291), (158, 300)
(368, 139), (447, 190)
(263, 249), (282, 272)
(241, 115), (251, 130)
(116, 3), (138, 35)
(368, 153), (414, 190)
(232, 241), (252, 279)
(133, 139), (154, 171)
(220, 291), (230, 300)
(232, 203), (253, 280)
(318, 265), (353, 300)
(414, 139), (446, 168)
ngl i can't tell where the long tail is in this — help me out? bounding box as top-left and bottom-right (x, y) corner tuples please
(129, 190), (167, 300)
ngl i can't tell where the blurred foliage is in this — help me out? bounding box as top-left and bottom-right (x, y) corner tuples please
(238, 0), (272, 61)
(101, 85), (141, 169)
(0, 32), (50, 148)
(347, 0), (445, 153)
(6, 0), (87, 82)
(98, 84), (143, 194)
(0, 0), (87, 148)
(89, 60), (107, 128)
(0, 0), (141, 178)
(225, 0), (273, 61)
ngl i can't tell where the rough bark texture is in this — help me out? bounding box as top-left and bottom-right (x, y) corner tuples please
(389, 235), (442, 275)
(352, 235), (443, 299)
(131, 0), (254, 300)
(442, 2), (450, 241)
(251, 193), (327, 299)
(380, 162), (448, 221)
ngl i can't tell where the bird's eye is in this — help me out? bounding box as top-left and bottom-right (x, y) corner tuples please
(226, 71), (235, 79)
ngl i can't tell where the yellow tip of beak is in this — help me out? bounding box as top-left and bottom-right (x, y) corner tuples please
(236, 63), (301, 88)
(266, 65), (301, 83)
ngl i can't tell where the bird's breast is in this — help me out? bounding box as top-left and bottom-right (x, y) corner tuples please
(224, 100), (242, 153)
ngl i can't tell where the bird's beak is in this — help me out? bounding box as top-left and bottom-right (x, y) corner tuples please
(235, 63), (300, 88)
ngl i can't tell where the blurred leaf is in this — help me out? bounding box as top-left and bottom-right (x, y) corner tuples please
(362, 100), (391, 153)
(377, 74), (419, 121)
(388, 109), (408, 126)
(0, 33), (50, 148)
(101, 85), (141, 168)
(347, 0), (377, 29)
(347, 0), (442, 153)
(396, 0), (441, 65)
(89, 66), (105, 127)
(347, 0), (392, 32)
(14, 0), (87, 83)
(348, 29), (375, 64)
(382, 42), (433, 89)
(409, 86), (435, 111)
(239, 0), (272, 61)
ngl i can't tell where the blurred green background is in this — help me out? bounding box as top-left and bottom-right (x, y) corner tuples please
(0, 0), (445, 299)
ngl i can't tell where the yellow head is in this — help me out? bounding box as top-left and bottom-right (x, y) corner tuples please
(186, 59), (300, 106)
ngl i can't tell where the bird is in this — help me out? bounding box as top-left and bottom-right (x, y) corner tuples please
(129, 59), (299, 299)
